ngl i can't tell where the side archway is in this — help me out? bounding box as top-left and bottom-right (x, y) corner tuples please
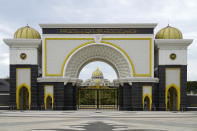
(165, 84), (180, 111)
(16, 83), (31, 110)
(63, 42), (133, 79)
(44, 94), (54, 110)
(143, 94), (152, 111)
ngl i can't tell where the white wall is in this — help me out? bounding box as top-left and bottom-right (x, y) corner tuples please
(10, 48), (38, 65)
(155, 39), (192, 66)
(44, 85), (54, 95)
(107, 39), (151, 75)
(159, 49), (187, 65)
(16, 68), (31, 88)
(42, 34), (154, 78)
(143, 86), (152, 96)
(165, 68), (180, 88)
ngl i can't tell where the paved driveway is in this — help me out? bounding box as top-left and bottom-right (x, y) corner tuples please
(0, 110), (197, 131)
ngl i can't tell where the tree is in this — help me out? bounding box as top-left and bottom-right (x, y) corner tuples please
(187, 81), (197, 93)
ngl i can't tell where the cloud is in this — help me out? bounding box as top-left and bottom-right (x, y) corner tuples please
(0, 0), (196, 81)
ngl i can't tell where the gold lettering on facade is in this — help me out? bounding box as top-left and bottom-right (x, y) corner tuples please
(59, 28), (138, 34)
(129, 29), (137, 33)
(59, 29), (67, 33)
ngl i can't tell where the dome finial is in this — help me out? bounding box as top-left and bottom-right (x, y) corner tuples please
(168, 19), (170, 26)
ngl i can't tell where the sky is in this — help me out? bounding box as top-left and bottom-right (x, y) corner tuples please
(0, 0), (197, 81)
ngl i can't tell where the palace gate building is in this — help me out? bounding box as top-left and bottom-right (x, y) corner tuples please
(3, 23), (193, 111)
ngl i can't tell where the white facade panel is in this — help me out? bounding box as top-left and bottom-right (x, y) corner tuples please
(166, 68), (180, 88)
(107, 39), (152, 76)
(46, 39), (90, 75)
(143, 86), (152, 96)
(16, 68), (31, 87)
(43, 34), (154, 78)
(10, 48), (38, 65)
(44, 85), (54, 95)
(159, 49), (187, 65)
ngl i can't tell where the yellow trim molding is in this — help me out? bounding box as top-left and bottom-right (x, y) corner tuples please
(44, 38), (152, 77)
(165, 83), (180, 111)
(16, 83), (31, 110)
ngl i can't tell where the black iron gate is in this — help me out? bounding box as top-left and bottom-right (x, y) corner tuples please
(78, 87), (118, 109)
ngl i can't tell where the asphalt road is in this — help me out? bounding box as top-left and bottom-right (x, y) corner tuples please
(0, 110), (197, 131)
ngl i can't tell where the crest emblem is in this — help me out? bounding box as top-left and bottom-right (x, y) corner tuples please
(20, 53), (27, 60)
(94, 34), (103, 43)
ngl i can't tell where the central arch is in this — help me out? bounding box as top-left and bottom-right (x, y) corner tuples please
(63, 42), (133, 79)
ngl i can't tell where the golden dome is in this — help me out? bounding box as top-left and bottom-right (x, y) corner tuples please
(92, 67), (103, 77)
(93, 79), (101, 85)
(155, 25), (183, 39)
(14, 25), (41, 39)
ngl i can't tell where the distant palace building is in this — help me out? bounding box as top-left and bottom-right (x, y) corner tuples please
(3, 23), (196, 111)
(81, 67), (114, 87)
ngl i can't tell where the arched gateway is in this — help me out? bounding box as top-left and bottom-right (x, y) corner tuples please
(4, 23), (193, 111)
(64, 42), (132, 79)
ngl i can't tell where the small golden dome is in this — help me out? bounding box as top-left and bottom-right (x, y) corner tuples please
(155, 25), (183, 39)
(92, 67), (103, 77)
(14, 25), (41, 39)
